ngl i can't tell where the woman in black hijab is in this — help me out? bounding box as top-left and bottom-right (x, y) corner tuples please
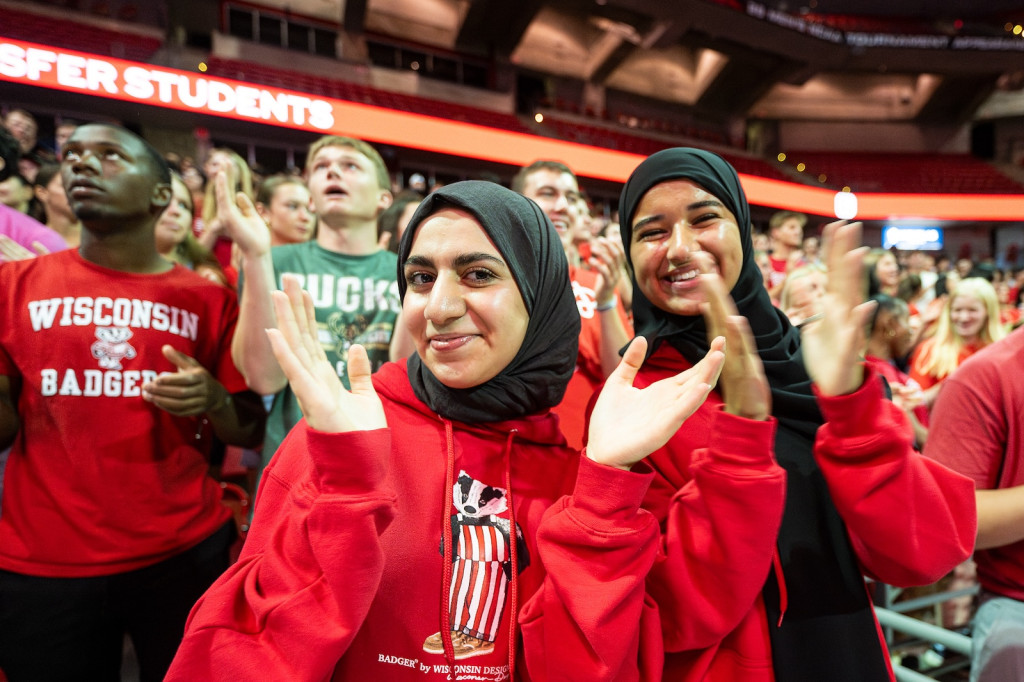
(170, 180), (726, 681)
(612, 148), (976, 682)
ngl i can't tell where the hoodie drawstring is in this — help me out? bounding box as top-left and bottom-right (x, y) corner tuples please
(772, 547), (788, 627)
(438, 419), (520, 681)
(503, 429), (519, 680)
(441, 418), (457, 672)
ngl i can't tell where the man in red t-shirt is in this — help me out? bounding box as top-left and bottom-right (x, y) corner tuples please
(925, 327), (1024, 682)
(512, 161), (632, 449)
(0, 124), (266, 681)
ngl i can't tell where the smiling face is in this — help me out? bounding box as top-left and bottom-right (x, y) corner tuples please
(629, 179), (744, 317)
(155, 176), (193, 255)
(402, 208), (529, 389)
(519, 168), (579, 253)
(950, 294), (987, 343)
(306, 145), (390, 225)
(875, 252), (900, 288)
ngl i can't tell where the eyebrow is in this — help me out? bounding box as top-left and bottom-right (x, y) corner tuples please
(633, 200), (726, 230)
(64, 140), (132, 156)
(404, 252), (506, 270)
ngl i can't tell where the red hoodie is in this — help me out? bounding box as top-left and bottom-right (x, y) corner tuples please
(632, 345), (976, 682)
(167, 360), (663, 681)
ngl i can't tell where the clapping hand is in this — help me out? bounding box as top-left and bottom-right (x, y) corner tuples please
(586, 237), (627, 308)
(699, 272), (771, 420)
(265, 274), (386, 433)
(587, 335), (725, 470)
(799, 221), (875, 396)
(142, 345), (227, 417)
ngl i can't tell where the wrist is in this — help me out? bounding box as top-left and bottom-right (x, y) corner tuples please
(596, 294), (618, 312)
(207, 390), (232, 414)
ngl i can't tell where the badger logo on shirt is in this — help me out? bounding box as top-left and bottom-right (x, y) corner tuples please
(90, 326), (137, 370)
(422, 471), (530, 662)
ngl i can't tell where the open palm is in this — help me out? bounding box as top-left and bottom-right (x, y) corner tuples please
(266, 275), (386, 433)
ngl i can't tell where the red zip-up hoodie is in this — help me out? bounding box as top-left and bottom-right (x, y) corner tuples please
(167, 360), (664, 681)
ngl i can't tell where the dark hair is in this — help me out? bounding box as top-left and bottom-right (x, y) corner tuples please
(511, 160), (576, 194)
(74, 123), (170, 186)
(377, 189), (423, 254)
(896, 273), (922, 302)
(256, 174), (307, 207)
(967, 262), (997, 282)
(934, 273), (954, 298)
(867, 293), (908, 335)
(0, 127), (19, 182)
(33, 162), (62, 190)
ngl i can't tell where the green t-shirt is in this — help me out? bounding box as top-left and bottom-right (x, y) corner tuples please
(262, 242), (400, 461)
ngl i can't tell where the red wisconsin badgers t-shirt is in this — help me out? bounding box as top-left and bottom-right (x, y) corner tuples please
(0, 250), (243, 577)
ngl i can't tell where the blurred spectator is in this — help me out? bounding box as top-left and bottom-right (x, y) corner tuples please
(0, 126), (66, 262)
(956, 257), (975, 279)
(2, 109), (54, 183)
(157, 171), (228, 286)
(376, 188), (422, 254)
(255, 175), (315, 247)
(196, 148), (254, 285)
(0, 172), (32, 214)
(864, 294), (928, 449)
(779, 262), (826, 326)
(864, 247), (900, 298)
(766, 210), (806, 298)
(32, 162), (81, 249)
(53, 119), (80, 159)
(513, 159), (632, 450)
(801, 235), (821, 265)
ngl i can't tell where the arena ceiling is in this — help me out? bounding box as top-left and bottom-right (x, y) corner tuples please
(231, 0), (1024, 125)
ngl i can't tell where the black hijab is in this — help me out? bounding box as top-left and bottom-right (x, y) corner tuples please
(619, 148), (890, 681)
(397, 181), (579, 424)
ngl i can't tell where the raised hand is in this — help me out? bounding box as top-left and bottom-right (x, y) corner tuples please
(213, 169), (270, 257)
(142, 345), (228, 416)
(586, 236), (627, 307)
(799, 221), (875, 396)
(699, 273), (771, 420)
(265, 274), (386, 434)
(587, 335), (725, 470)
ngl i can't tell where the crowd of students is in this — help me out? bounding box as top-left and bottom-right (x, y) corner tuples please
(0, 107), (1021, 682)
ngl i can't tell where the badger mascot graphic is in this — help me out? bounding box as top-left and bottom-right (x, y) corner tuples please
(90, 326), (137, 370)
(423, 470), (529, 660)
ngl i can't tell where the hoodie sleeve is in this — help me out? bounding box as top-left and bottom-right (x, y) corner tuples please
(813, 367), (976, 586)
(646, 409), (787, 652)
(519, 454), (664, 682)
(166, 422), (397, 682)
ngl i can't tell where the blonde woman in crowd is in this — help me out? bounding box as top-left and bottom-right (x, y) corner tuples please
(196, 148), (254, 284)
(909, 277), (1004, 410)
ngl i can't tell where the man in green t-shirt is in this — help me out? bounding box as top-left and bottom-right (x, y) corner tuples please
(216, 135), (401, 474)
